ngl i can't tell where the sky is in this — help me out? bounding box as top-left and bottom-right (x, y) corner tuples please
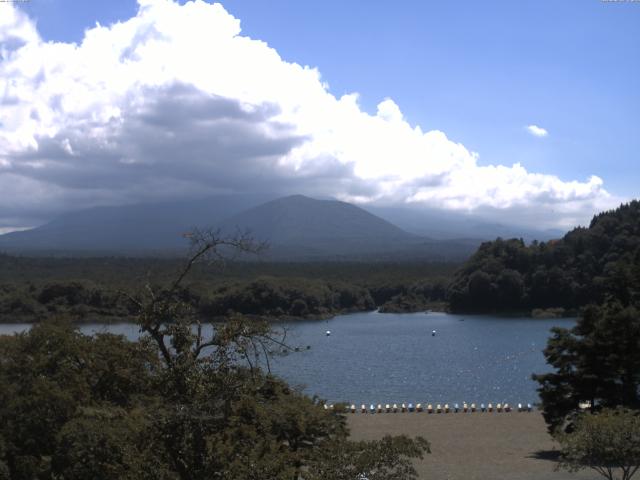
(0, 0), (638, 233)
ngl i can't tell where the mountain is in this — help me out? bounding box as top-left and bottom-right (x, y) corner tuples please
(364, 205), (564, 242)
(0, 194), (477, 260)
(218, 195), (442, 259)
(221, 195), (411, 246)
(0, 194), (272, 255)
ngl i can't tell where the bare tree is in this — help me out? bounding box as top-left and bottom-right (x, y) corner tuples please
(120, 228), (290, 372)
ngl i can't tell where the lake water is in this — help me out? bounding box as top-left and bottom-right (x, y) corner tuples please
(0, 311), (574, 405)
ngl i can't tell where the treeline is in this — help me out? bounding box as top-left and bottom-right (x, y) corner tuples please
(0, 258), (455, 323)
(448, 200), (640, 313)
(202, 277), (375, 318)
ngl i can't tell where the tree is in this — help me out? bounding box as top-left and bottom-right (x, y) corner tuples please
(119, 229), (430, 479)
(0, 320), (159, 480)
(448, 201), (640, 314)
(533, 303), (640, 432)
(556, 409), (640, 480)
(0, 229), (430, 479)
(307, 435), (430, 480)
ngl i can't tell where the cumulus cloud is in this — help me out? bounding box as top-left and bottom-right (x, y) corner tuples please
(526, 124), (548, 137)
(0, 0), (616, 231)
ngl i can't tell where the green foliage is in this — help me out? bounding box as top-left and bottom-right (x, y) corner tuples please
(533, 303), (640, 431)
(0, 234), (430, 479)
(0, 321), (159, 479)
(53, 407), (161, 480)
(307, 434), (430, 480)
(202, 276), (375, 318)
(556, 409), (640, 480)
(448, 201), (640, 312)
(0, 256), (457, 323)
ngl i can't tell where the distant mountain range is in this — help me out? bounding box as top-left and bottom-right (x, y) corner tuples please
(0, 194), (563, 260)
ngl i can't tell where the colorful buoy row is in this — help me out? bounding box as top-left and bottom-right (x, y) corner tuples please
(323, 402), (534, 414)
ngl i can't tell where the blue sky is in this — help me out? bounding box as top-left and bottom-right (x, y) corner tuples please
(1, 0), (638, 231)
(21, 0), (640, 196)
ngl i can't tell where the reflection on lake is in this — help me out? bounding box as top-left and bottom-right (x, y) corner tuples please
(0, 311), (574, 404)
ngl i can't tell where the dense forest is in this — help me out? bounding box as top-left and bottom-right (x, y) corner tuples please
(447, 201), (640, 314)
(0, 255), (454, 323)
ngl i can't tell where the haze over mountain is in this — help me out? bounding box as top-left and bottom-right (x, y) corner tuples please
(0, 194), (565, 260)
(365, 206), (564, 242)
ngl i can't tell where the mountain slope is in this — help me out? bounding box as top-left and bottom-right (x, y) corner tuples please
(0, 194), (271, 254)
(219, 195), (434, 259)
(0, 194), (477, 260)
(365, 205), (564, 242)
(221, 195), (414, 244)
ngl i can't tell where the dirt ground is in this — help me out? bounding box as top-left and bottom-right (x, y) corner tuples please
(347, 411), (600, 480)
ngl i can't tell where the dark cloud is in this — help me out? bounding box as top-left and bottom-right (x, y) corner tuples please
(9, 84), (305, 189)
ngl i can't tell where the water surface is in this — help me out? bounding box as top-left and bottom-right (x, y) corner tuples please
(0, 311), (574, 405)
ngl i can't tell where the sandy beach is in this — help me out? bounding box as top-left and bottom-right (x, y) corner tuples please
(348, 411), (600, 480)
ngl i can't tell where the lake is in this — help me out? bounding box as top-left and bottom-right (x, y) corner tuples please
(0, 311), (574, 405)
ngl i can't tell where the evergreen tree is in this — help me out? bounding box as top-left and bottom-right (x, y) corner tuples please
(533, 303), (640, 431)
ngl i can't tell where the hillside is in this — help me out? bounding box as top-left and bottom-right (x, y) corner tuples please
(0, 194), (477, 261)
(0, 194), (271, 254)
(220, 195), (422, 258)
(447, 200), (640, 313)
(366, 205), (563, 242)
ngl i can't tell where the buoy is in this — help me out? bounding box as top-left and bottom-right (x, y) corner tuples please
(326, 330), (331, 336)
(427, 404), (433, 414)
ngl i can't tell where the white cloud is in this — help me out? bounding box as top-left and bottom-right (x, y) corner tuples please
(0, 0), (616, 231)
(526, 124), (548, 137)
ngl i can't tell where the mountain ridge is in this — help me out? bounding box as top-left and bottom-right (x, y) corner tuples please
(0, 194), (559, 260)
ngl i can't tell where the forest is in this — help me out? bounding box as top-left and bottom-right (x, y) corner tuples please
(447, 201), (640, 314)
(0, 255), (454, 323)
